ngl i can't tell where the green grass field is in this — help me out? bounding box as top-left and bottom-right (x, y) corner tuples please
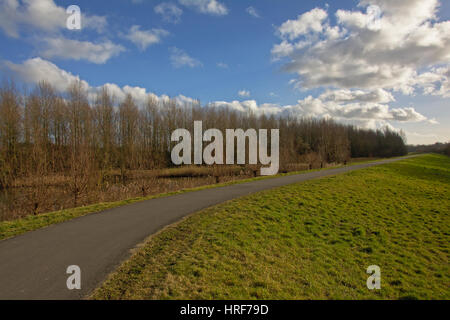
(92, 154), (450, 300)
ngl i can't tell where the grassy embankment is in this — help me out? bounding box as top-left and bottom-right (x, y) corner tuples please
(0, 158), (381, 241)
(92, 154), (449, 300)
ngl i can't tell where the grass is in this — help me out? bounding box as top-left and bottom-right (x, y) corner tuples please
(92, 154), (449, 300)
(0, 159), (378, 241)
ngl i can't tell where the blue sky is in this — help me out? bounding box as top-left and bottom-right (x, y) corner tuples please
(0, 0), (449, 144)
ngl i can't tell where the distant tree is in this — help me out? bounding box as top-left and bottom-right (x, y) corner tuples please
(0, 79), (22, 187)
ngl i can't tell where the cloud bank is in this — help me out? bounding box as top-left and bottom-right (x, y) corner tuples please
(272, 0), (450, 97)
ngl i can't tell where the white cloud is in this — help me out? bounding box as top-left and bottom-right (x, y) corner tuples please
(209, 100), (282, 116)
(271, 41), (294, 60)
(170, 47), (202, 68)
(271, 40), (309, 61)
(0, 1), (115, 63)
(0, 0), (107, 37)
(124, 25), (169, 50)
(179, 0), (228, 16)
(217, 62), (228, 69)
(319, 88), (395, 104)
(4, 57), (89, 92)
(154, 3), (183, 23)
(238, 90), (251, 97)
(246, 7), (260, 18)
(277, 8), (328, 40)
(209, 96), (429, 125)
(412, 66), (450, 98)
(272, 0), (450, 96)
(39, 37), (125, 64)
(82, 15), (108, 33)
(2, 57), (193, 107)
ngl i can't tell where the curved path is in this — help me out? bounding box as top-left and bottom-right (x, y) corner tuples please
(0, 156), (417, 299)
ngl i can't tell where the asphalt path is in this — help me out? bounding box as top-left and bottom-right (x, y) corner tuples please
(0, 155), (417, 299)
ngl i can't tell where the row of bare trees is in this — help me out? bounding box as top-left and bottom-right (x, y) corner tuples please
(0, 79), (408, 189)
(408, 142), (450, 156)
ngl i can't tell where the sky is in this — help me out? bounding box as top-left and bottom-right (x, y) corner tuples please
(0, 0), (449, 145)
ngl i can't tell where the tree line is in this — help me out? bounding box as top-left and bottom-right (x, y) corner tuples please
(0, 79), (408, 189)
(408, 142), (450, 156)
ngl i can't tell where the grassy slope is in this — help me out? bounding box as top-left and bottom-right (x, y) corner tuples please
(0, 160), (375, 241)
(92, 154), (449, 300)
